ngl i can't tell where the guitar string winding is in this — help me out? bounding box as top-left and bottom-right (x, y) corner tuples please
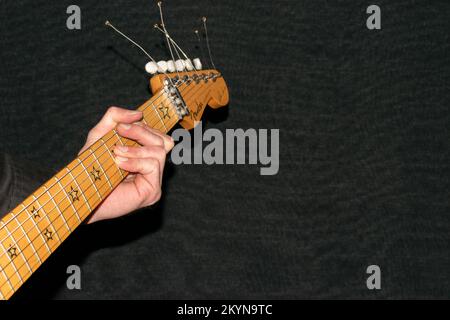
(157, 1), (181, 80)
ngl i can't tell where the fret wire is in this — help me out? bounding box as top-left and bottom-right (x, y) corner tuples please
(89, 147), (113, 190)
(30, 195), (53, 254)
(100, 138), (124, 180)
(19, 204), (42, 265)
(65, 168), (92, 216)
(0, 241), (23, 285)
(54, 177), (82, 224)
(77, 158), (102, 201)
(0, 242), (15, 294)
(113, 129), (124, 145)
(2, 222), (30, 279)
(151, 103), (168, 131)
(14, 206), (40, 270)
(37, 185), (63, 245)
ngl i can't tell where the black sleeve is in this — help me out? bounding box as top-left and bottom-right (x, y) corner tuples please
(0, 153), (51, 218)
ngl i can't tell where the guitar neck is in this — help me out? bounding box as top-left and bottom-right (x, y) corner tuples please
(0, 90), (179, 299)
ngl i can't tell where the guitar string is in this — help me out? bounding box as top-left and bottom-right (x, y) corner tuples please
(0, 76), (213, 244)
(0, 80), (212, 296)
(0, 79), (214, 290)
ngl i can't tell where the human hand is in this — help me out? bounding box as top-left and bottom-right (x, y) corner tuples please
(78, 107), (174, 223)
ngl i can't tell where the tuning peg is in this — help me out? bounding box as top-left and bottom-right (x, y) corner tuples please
(145, 61), (158, 74)
(193, 58), (202, 70)
(185, 59), (194, 71)
(167, 60), (176, 72)
(157, 60), (168, 73)
(175, 59), (185, 72)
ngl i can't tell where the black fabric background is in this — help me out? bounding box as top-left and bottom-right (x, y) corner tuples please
(0, 0), (449, 299)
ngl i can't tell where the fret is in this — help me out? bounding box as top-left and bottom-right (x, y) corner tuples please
(88, 145), (113, 190)
(82, 146), (111, 197)
(0, 217), (31, 277)
(101, 131), (128, 180)
(100, 137), (124, 182)
(21, 192), (52, 257)
(34, 186), (62, 247)
(39, 187), (71, 236)
(76, 158), (103, 203)
(65, 167), (92, 214)
(151, 102), (168, 132)
(112, 129), (124, 146)
(15, 205), (41, 267)
(0, 232), (15, 297)
(0, 231), (23, 287)
(0, 219), (35, 293)
(54, 176), (82, 224)
(46, 175), (81, 231)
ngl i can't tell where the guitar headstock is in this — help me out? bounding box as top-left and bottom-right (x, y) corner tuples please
(149, 70), (229, 129)
(105, 3), (228, 130)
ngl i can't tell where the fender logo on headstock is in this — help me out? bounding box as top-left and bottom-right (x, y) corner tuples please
(190, 102), (204, 120)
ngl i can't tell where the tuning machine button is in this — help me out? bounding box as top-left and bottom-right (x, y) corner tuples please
(193, 58), (202, 70)
(145, 61), (158, 74)
(175, 59), (185, 72)
(167, 60), (176, 72)
(185, 59), (194, 71)
(157, 60), (168, 73)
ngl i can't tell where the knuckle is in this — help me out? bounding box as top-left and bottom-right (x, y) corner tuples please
(154, 136), (164, 147)
(87, 128), (98, 139)
(106, 106), (118, 115)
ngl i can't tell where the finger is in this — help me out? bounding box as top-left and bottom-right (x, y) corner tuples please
(115, 156), (164, 186)
(86, 107), (142, 144)
(113, 145), (166, 167)
(134, 123), (175, 153)
(114, 145), (166, 173)
(116, 123), (167, 149)
(114, 156), (162, 176)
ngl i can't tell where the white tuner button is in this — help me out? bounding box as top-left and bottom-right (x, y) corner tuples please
(175, 59), (185, 72)
(167, 60), (176, 72)
(185, 59), (194, 71)
(193, 58), (202, 70)
(157, 60), (168, 73)
(145, 61), (158, 74)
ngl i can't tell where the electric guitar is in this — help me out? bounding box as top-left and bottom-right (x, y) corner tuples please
(0, 66), (229, 300)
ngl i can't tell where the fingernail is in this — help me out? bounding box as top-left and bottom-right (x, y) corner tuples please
(115, 145), (128, 153)
(130, 110), (142, 115)
(115, 156), (128, 163)
(119, 123), (131, 130)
